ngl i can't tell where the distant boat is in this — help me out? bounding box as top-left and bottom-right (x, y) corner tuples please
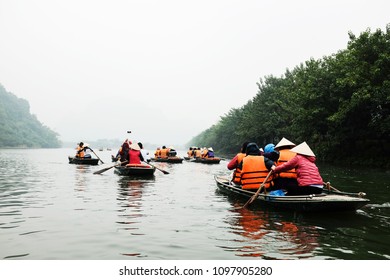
(68, 156), (99, 165)
(151, 157), (184, 163)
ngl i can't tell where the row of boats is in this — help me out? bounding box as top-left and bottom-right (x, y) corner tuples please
(68, 155), (370, 213)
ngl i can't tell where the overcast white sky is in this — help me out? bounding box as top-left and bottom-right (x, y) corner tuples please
(0, 0), (389, 146)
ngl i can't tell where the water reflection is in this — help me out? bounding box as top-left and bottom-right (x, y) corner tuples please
(218, 195), (319, 259)
(116, 177), (155, 258)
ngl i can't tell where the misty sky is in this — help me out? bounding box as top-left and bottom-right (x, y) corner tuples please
(0, 0), (389, 146)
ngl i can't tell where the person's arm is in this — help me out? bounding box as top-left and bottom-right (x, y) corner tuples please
(264, 157), (275, 170)
(272, 155), (298, 173)
(140, 152), (144, 162)
(227, 155), (239, 170)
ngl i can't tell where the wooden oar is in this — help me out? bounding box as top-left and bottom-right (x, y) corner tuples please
(242, 170), (273, 208)
(89, 148), (104, 164)
(93, 161), (127, 175)
(143, 161), (169, 175)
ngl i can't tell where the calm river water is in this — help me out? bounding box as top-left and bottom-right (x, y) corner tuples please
(0, 148), (389, 260)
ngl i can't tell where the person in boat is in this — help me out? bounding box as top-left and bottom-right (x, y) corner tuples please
(227, 141), (250, 184)
(201, 147), (209, 158)
(75, 142), (91, 158)
(194, 147), (202, 158)
(138, 142), (151, 162)
(271, 142), (323, 195)
(159, 146), (169, 159)
(262, 143), (279, 162)
(239, 142), (275, 191)
(204, 147), (215, 158)
(187, 147), (195, 158)
(119, 139), (131, 164)
(271, 137), (298, 190)
(154, 147), (161, 158)
(167, 146), (177, 157)
(128, 142), (144, 164)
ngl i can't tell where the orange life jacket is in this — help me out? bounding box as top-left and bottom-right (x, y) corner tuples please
(194, 150), (202, 158)
(276, 149), (297, 179)
(76, 146), (84, 158)
(159, 148), (168, 158)
(240, 155), (273, 190)
(232, 153), (246, 184)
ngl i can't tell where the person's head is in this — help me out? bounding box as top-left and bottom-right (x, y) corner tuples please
(79, 142), (84, 147)
(138, 142), (143, 149)
(245, 142), (261, 155)
(264, 143), (275, 154)
(162, 145), (166, 149)
(240, 141), (250, 153)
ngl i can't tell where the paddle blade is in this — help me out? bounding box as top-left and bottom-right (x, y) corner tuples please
(93, 166), (113, 175)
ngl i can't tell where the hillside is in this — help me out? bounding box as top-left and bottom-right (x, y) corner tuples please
(0, 84), (61, 148)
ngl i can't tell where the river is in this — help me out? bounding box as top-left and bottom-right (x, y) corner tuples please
(0, 148), (389, 260)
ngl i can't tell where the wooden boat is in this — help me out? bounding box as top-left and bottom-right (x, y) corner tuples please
(193, 157), (221, 164)
(114, 164), (156, 177)
(68, 156), (100, 165)
(214, 175), (370, 212)
(151, 156), (184, 163)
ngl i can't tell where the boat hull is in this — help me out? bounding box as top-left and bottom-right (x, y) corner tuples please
(114, 165), (156, 177)
(68, 156), (99, 165)
(194, 157), (221, 164)
(152, 157), (183, 163)
(215, 176), (369, 212)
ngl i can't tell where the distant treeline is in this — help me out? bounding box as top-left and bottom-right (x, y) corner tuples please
(189, 25), (390, 168)
(0, 84), (61, 148)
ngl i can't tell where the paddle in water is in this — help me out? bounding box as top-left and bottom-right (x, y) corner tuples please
(143, 161), (169, 175)
(93, 161), (128, 175)
(242, 170), (273, 208)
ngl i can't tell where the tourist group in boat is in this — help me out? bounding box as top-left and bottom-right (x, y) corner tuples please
(227, 138), (324, 196)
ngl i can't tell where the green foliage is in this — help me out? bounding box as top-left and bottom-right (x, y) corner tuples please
(0, 84), (61, 148)
(188, 25), (390, 167)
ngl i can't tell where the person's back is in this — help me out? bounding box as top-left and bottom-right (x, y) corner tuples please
(194, 148), (202, 158)
(240, 143), (274, 190)
(76, 142), (85, 158)
(272, 142), (323, 195)
(206, 147), (215, 158)
(128, 143), (143, 164)
(160, 146), (168, 158)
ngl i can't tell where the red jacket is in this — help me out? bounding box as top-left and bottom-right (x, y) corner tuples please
(129, 149), (142, 164)
(273, 154), (323, 186)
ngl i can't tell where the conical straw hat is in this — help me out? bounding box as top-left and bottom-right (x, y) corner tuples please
(275, 137), (295, 149)
(130, 143), (141, 151)
(290, 142), (315, 157)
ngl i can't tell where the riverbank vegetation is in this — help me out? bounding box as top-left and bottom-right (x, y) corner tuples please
(0, 84), (61, 148)
(189, 26), (390, 168)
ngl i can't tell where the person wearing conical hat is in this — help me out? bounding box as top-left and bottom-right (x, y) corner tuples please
(128, 142), (144, 164)
(272, 138), (298, 190)
(271, 142), (323, 195)
(204, 147), (215, 158)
